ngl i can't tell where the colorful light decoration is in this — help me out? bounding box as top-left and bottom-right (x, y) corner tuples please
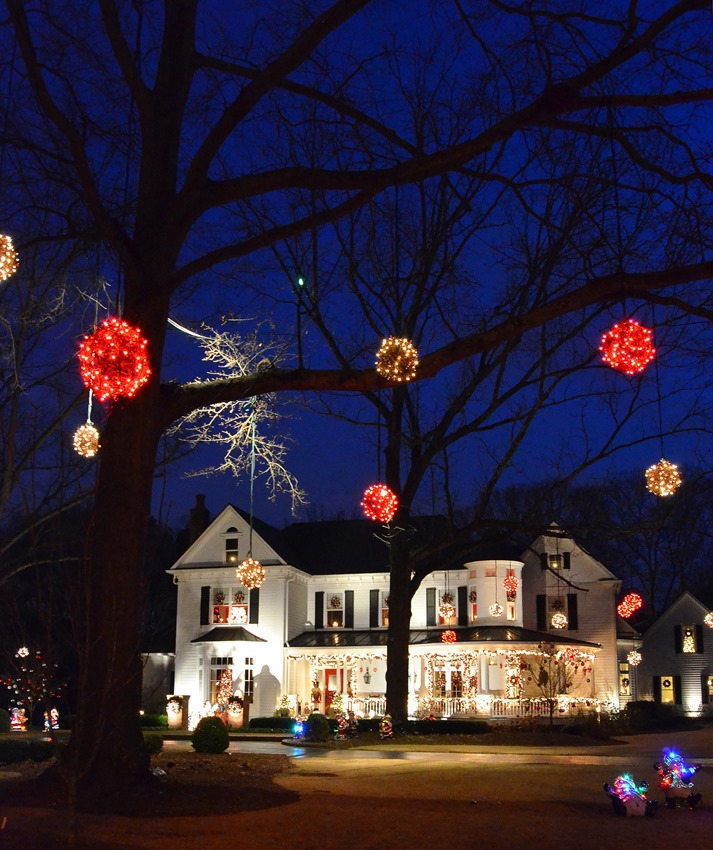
(627, 650), (642, 666)
(236, 557), (265, 590)
(599, 318), (655, 375)
(77, 316), (151, 403)
(551, 611), (568, 629)
(645, 458), (682, 497)
(375, 336), (419, 382)
(441, 629), (457, 644)
(489, 602), (503, 617)
(0, 234), (19, 282)
(502, 574), (519, 595)
(704, 612), (713, 629)
(72, 422), (100, 458)
(439, 593), (455, 620)
(617, 592), (644, 619)
(361, 483), (399, 522)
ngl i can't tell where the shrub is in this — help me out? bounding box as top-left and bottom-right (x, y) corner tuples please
(0, 708), (10, 733)
(27, 740), (54, 762)
(191, 716), (229, 753)
(142, 732), (164, 755)
(140, 713), (168, 729)
(305, 711), (331, 742)
(249, 716), (295, 732)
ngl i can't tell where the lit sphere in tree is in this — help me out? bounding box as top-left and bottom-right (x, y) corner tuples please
(599, 319), (655, 375)
(503, 575), (519, 595)
(236, 557), (265, 590)
(375, 337), (419, 382)
(72, 423), (100, 458)
(0, 234), (19, 282)
(361, 483), (398, 522)
(617, 592), (643, 619)
(627, 650), (642, 666)
(645, 458), (682, 497)
(439, 601), (456, 620)
(77, 316), (151, 403)
(489, 602), (503, 617)
(551, 611), (568, 629)
(441, 629), (457, 644)
(705, 612), (713, 629)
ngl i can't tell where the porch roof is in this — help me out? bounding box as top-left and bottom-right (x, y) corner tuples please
(191, 627), (267, 643)
(286, 626), (600, 649)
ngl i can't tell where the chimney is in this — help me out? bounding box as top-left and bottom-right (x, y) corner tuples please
(188, 494), (210, 544)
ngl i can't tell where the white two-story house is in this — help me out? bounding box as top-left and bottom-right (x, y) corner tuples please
(168, 502), (630, 725)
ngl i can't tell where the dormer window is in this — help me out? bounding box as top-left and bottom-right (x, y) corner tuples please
(541, 552), (570, 570)
(224, 526), (239, 564)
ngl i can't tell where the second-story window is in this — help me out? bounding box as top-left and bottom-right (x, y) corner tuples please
(327, 593), (344, 628)
(224, 527), (239, 564)
(382, 593), (389, 626)
(212, 586), (250, 624)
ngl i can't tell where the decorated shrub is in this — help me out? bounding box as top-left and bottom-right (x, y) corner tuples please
(191, 715), (229, 753)
(305, 711), (331, 742)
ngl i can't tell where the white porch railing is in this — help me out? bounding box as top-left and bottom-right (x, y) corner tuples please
(348, 696), (386, 717)
(347, 695), (598, 720)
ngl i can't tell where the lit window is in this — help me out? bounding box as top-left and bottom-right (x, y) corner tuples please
(327, 593), (344, 628)
(244, 657), (254, 698)
(707, 676), (713, 702)
(507, 601), (516, 621)
(451, 670), (463, 698)
(660, 676), (675, 704)
(224, 526), (239, 563)
(209, 656), (233, 705)
(434, 670), (446, 697)
(682, 626), (696, 653)
(212, 586), (249, 625)
(381, 593), (389, 627)
(619, 662), (630, 696)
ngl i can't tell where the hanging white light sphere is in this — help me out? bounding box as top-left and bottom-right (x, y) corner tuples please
(0, 234), (19, 282)
(489, 602), (503, 617)
(645, 458), (682, 497)
(627, 650), (642, 666)
(236, 557), (265, 590)
(704, 613), (713, 629)
(551, 612), (568, 629)
(72, 422), (100, 458)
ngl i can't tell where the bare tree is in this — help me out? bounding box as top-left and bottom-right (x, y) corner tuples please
(2, 0), (713, 796)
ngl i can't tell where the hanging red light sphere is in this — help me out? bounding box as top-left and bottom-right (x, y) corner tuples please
(617, 592), (643, 619)
(361, 483), (399, 522)
(77, 316), (151, 403)
(502, 574), (519, 595)
(441, 629), (457, 644)
(599, 318), (655, 375)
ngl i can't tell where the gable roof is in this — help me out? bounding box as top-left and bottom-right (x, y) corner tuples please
(642, 590), (711, 635)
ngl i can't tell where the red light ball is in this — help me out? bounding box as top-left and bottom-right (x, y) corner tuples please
(503, 574), (519, 595)
(77, 317), (151, 403)
(361, 484), (398, 522)
(617, 592), (643, 619)
(441, 629), (457, 644)
(599, 319), (655, 375)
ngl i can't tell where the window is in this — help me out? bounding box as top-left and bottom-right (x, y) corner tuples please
(209, 656), (233, 704)
(434, 670), (446, 698)
(211, 586), (249, 625)
(485, 567), (496, 578)
(327, 593), (344, 628)
(506, 601), (516, 621)
(682, 625), (696, 654)
(675, 624), (702, 654)
(469, 587), (477, 621)
(438, 592), (456, 626)
(619, 662), (630, 696)
(381, 593), (389, 627)
(660, 676), (675, 704)
(224, 526), (239, 564)
(549, 596), (566, 627)
(451, 671), (463, 698)
(243, 657), (254, 699)
(707, 676), (713, 702)
(540, 552), (571, 570)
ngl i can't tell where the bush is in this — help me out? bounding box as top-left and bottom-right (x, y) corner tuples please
(142, 732), (164, 755)
(624, 700), (684, 731)
(305, 711), (331, 742)
(140, 713), (168, 729)
(0, 738), (53, 764)
(191, 716), (229, 753)
(249, 716), (296, 732)
(0, 708), (10, 733)
(28, 739), (54, 762)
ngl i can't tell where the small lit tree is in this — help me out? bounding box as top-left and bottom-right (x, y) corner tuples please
(1, 647), (64, 728)
(215, 667), (234, 711)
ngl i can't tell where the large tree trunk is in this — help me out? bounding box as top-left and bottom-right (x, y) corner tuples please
(385, 532), (412, 726)
(63, 296), (169, 798)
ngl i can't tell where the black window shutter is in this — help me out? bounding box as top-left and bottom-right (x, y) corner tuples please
(653, 676), (662, 703)
(674, 625), (683, 654)
(457, 586), (468, 626)
(200, 586), (210, 625)
(702, 673), (710, 705)
(696, 624), (704, 653)
(249, 588), (260, 624)
(315, 591), (324, 629)
(567, 594), (578, 631)
(674, 675), (682, 705)
(536, 594), (547, 630)
(540, 553), (548, 571)
(426, 588), (436, 626)
(562, 552), (571, 570)
(345, 590), (354, 628)
(369, 589), (380, 628)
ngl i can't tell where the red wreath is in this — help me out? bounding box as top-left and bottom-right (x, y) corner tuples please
(77, 316), (151, 403)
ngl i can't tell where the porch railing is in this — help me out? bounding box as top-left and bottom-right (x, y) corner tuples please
(347, 694), (598, 720)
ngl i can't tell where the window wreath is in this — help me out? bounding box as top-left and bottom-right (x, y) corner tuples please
(468, 589), (477, 603)
(329, 595), (342, 609)
(233, 591), (246, 605)
(214, 591), (226, 605)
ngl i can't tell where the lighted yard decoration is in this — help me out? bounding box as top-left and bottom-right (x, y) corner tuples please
(488, 602), (503, 617)
(360, 483), (398, 522)
(654, 749), (702, 809)
(441, 629), (457, 644)
(603, 774), (657, 817)
(644, 457), (682, 496)
(77, 316), (151, 403)
(72, 422), (100, 457)
(375, 336), (418, 382)
(236, 556), (265, 590)
(551, 611), (568, 629)
(379, 713), (394, 739)
(617, 592), (643, 619)
(0, 234), (19, 281)
(627, 650), (642, 666)
(503, 574), (519, 595)
(599, 318), (655, 375)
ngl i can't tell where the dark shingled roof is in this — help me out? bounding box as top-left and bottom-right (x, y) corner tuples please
(191, 627), (267, 643)
(287, 626), (600, 649)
